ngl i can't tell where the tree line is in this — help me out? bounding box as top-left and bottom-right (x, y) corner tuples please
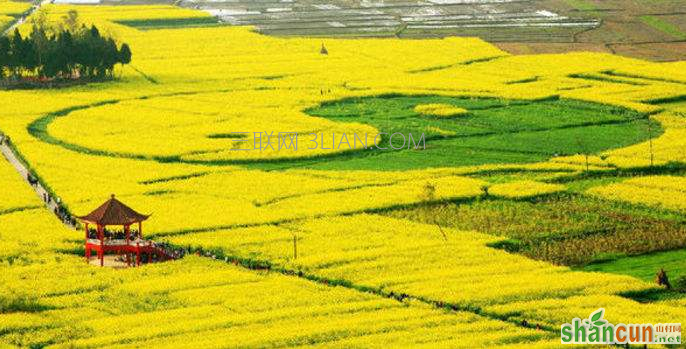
(0, 10), (131, 83)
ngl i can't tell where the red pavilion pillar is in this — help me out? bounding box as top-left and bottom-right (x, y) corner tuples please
(136, 242), (141, 266)
(98, 224), (104, 267)
(138, 222), (143, 266)
(84, 222), (90, 263)
(125, 224), (131, 267)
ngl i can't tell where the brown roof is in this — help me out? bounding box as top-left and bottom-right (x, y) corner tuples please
(78, 194), (150, 225)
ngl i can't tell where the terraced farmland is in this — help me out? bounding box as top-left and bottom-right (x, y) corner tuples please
(176, 0), (599, 41)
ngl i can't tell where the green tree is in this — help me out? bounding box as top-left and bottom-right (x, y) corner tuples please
(118, 43), (131, 65)
(29, 24), (50, 76)
(0, 37), (10, 78)
(103, 38), (118, 77)
(20, 33), (38, 75)
(59, 30), (75, 77)
(61, 9), (79, 33)
(73, 24), (90, 77)
(9, 29), (25, 78)
(1, 13), (132, 84)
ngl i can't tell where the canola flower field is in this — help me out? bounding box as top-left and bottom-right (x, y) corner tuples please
(0, 1), (30, 18)
(0, 3), (685, 348)
(0, 1), (31, 32)
(2, 159), (563, 348)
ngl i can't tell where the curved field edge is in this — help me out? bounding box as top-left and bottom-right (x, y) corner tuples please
(26, 93), (663, 170)
(301, 94), (661, 170)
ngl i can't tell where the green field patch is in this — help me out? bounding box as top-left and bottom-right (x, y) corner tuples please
(114, 17), (223, 30)
(387, 193), (686, 266)
(640, 15), (686, 40)
(645, 94), (686, 106)
(619, 288), (685, 303)
(297, 95), (660, 171)
(583, 249), (686, 282)
(564, 0), (600, 15)
(0, 295), (54, 314)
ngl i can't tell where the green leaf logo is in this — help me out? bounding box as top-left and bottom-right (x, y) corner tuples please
(590, 309), (604, 322)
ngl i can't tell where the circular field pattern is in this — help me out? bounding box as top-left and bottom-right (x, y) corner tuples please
(302, 95), (662, 170)
(29, 94), (661, 171)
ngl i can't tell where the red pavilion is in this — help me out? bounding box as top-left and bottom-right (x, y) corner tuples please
(79, 194), (168, 267)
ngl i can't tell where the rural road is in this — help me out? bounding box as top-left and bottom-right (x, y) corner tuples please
(1, 1), (72, 228)
(0, 136), (76, 230)
(2, 0), (54, 36)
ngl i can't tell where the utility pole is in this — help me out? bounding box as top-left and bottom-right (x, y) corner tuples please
(293, 234), (297, 260)
(647, 120), (654, 168)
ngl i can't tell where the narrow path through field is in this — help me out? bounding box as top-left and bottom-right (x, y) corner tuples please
(0, 136), (75, 229)
(2, 0), (53, 36)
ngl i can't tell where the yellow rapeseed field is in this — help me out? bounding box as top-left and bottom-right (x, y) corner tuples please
(488, 181), (566, 199)
(0, 1), (31, 16)
(1, 3), (685, 347)
(0, 157), (562, 348)
(588, 175), (686, 211)
(414, 103), (469, 118)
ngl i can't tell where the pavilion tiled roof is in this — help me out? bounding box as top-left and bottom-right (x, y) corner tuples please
(78, 194), (150, 225)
